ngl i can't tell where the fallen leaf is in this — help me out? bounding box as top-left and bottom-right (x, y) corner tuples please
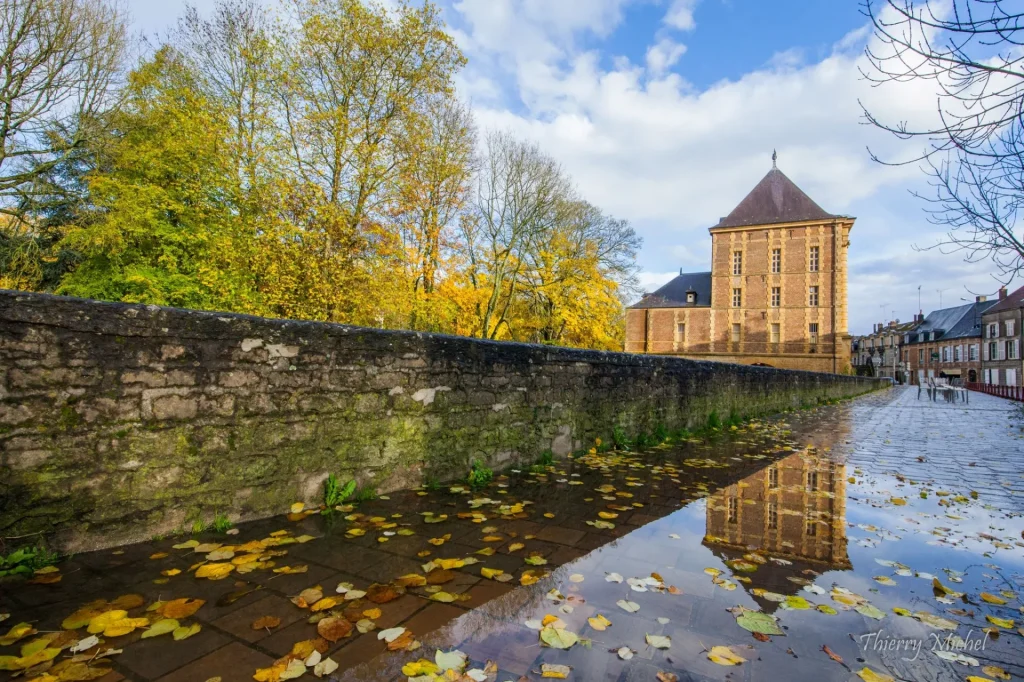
(708, 645), (746, 666)
(317, 617), (353, 643)
(251, 616), (281, 630)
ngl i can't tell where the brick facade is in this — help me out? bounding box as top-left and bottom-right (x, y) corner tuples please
(980, 286), (1024, 387)
(626, 164), (853, 374)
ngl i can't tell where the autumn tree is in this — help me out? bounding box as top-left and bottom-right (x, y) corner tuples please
(57, 48), (242, 308)
(862, 0), (1024, 280)
(0, 0), (127, 289)
(393, 94), (476, 331)
(172, 0), (279, 198)
(462, 131), (640, 349)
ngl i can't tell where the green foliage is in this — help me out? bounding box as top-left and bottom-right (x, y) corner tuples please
(58, 48), (238, 309)
(324, 474), (357, 507)
(536, 450), (554, 466)
(211, 513), (233, 534)
(467, 459), (493, 490)
(706, 410), (722, 430)
(611, 425), (631, 451)
(653, 423), (668, 443)
(353, 487), (378, 502)
(0, 545), (61, 577)
(191, 519), (206, 535)
(633, 431), (652, 450)
(424, 477), (441, 492)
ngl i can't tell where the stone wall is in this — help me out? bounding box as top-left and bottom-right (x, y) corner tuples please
(0, 290), (882, 550)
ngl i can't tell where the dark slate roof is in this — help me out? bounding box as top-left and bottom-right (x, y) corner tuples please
(983, 285), (1024, 315)
(943, 300), (997, 339)
(714, 167), (839, 229)
(909, 300), (998, 342)
(630, 271), (712, 309)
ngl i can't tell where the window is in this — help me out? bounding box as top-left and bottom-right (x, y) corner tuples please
(805, 512), (818, 537)
(676, 323), (685, 342)
(1009, 340), (1018, 360)
(1008, 320), (1016, 337)
(768, 466), (779, 489)
(918, 348), (924, 364)
(686, 291), (696, 304)
(809, 323), (819, 346)
(809, 246), (820, 272)
(809, 286), (819, 307)
(989, 341), (998, 360)
(806, 470), (819, 492)
(731, 323), (741, 343)
(771, 287), (780, 307)
(771, 248), (781, 273)
(732, 288), (742, 307)
(969, 344), (978, 361)
(989, 323), (999, 338)
(728, 497), (738, 524)
(732, 251), (742, 275)
(941, 346), (949, 362)
(770, 323), (780, 344)
(767, 500), (778, 530)
(953, 345), (960, 362)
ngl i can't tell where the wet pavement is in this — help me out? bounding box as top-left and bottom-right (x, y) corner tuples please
(2, 386), (1023, 682)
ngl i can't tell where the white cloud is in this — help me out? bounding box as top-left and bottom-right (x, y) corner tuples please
(664, 0), (700, 31)
(646, 38), (687, 75)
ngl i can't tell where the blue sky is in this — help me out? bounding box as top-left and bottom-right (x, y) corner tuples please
(126, 0), (1016, 333)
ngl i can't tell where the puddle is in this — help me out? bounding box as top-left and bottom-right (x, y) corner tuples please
(2, 390), (1022, 682)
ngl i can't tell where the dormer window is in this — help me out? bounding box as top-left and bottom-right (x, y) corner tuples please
(686, 291), (696, 304)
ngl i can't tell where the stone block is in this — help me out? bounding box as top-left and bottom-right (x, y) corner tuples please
(151, 394), (199, 420)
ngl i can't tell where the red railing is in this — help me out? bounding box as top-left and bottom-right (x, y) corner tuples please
(965, 382), (1024, 402)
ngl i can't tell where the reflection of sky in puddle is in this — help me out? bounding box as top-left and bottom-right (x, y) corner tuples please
(343, 405), (1024, 682)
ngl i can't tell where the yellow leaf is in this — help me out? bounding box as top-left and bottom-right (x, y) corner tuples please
(290, 502), (305, 514)
(481, 567), (504, 579)
(0, 622), (36, 646)
(707, 645), (746, 666)
(87, 610), (128, 635)
(588, 614), (611, 631)
(980, 592), (1008, 605)
(310, 597), (342, 612)
(402, 659), (440, 676)
(195, 563), (234, 579)
(985, 615), (1015, 629)
(141, 619), (180, 638)
(103, 617), (149, 637)
(507, 543), (524, 552)
(855, 668), (895, 682)
(172, 623), (201, 640)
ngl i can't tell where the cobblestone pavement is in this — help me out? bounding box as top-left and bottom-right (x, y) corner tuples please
(1, 386), (1022, 682)
(835, 386), (1024, 512)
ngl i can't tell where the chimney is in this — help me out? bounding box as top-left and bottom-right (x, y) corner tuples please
(888, 321), (896, 329)
(976, 295), (987, 303)
(679, 268), (683, 275)
(999, 287), (1008, 299)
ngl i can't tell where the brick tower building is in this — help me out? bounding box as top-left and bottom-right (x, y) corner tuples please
(625, 156), (854, 373)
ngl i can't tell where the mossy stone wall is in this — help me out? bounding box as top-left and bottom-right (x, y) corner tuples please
(0, 290), (882, 550)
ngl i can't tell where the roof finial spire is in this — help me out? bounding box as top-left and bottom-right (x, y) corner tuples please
(772, 149), (777, 168)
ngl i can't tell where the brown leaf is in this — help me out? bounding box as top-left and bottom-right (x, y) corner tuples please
(111, 594), (145, 610)
(251, 616), (281, 630)
(425, 569), (456, 585)
(316, 617), (353, 643)
(656, 674), (679, 682)
(752, 632), (770, 642)
(386, 629), (417, 651)
(160, 598), (206, 619)
(822, 645), (844, 665)
(365, 583), (402, 604)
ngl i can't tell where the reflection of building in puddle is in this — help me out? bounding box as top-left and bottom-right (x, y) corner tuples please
(704, 451), (851, 603)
